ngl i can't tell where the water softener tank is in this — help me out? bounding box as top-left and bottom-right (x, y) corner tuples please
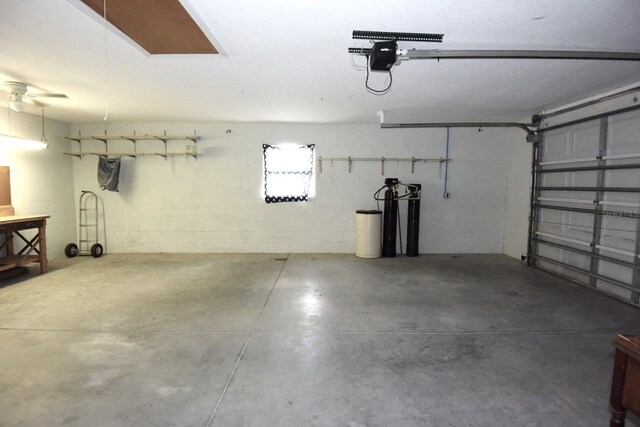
(355, 210), (382, 258)
(406, 184), (421, 257)
(382, 178), (398, 257)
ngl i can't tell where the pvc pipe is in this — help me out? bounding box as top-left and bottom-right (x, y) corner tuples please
(533, 238), (640, 270)
(535, 231), (639, 258)
(540, 85), (640, 119)
(535, 231), (591, 248)
(536, 197), (640, 208)
(538, 152), (640, 166)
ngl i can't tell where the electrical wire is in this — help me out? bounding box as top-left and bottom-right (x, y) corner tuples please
(373, 185), (386, 211)
(351, 53), (367, 71)
(365, 55), (393, 95)
(376, 183), (414, 200)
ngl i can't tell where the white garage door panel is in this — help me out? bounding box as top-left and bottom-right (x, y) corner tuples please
(538, 258), (590, 283)
(609, 111), (640, 155)
(569, 171), (599, 186)
(600, 216), (637, 253)
(570, 124), (601, 157)
(567, 212), (594, 236)
(531, 109), (640, 306)
(597, 281), (632, 300)
(542, 121), (599, 160)
(565, 251), (592, 271)
(598, 260), (634, 284)
(605, 169), (640, 187)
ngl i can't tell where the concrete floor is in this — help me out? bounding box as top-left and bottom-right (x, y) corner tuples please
(0, 253), (639, 427)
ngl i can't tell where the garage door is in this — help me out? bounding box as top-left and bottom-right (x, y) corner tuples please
(528, 109), (640, 306)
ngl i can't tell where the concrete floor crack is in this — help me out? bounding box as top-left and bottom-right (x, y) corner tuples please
(206, 254), (289, 426)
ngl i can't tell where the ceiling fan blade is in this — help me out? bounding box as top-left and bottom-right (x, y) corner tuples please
(26, 92), (68, 98)
(22, 98), (46, 107)
(404, 49), (640, 61)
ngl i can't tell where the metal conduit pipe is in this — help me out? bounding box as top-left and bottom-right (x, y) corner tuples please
(380, 122), (535, 135)
(405, 50), (640, 62)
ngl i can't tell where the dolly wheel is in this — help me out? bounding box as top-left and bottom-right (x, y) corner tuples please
(65, 243), (78, 258)
(91, 243), (104, 258)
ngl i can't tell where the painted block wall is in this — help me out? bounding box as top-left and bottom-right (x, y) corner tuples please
(0, 107), (76, 259)
(69, 122), (513, 254)
(503, 131), (533, 259)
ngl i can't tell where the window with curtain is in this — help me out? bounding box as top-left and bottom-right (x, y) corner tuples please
(263, 144), (315, 203)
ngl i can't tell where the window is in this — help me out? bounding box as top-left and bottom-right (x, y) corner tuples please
(263, 144), (315, 203)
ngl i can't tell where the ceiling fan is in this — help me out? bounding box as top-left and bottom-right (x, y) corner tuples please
(1, 81), (68, 112)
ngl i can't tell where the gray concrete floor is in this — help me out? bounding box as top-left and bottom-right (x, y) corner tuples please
(0, 253), (639, 427)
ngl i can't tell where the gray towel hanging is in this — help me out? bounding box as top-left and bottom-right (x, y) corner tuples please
(97, 156), (121, 192)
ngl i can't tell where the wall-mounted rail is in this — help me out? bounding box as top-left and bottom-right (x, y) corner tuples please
(317, 156), (452, 175)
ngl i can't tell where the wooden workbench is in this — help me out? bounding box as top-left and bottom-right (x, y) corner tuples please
(0, 215), (49, 274)
(610, 334), (640, 426)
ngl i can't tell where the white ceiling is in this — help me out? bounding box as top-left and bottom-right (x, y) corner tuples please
(1, 0), (639, 125)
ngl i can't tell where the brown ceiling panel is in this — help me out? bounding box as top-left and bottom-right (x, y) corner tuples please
(81, 0), (218, 55)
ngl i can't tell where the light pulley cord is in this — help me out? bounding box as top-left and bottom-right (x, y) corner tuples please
(41, 108), (47, 142)
(103, 0), (110, 121)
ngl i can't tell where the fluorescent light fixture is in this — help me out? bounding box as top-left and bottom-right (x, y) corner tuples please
(0, 134), (48, 150)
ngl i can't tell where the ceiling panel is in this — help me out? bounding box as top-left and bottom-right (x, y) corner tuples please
(79, 0), (218, 54)
(0, 0), (638, 124)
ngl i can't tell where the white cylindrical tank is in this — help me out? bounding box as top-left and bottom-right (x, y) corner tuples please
(355, 210), (382, 258)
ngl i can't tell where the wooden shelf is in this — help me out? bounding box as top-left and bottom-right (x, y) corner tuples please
(64, 134), (200, 143)
(63, 131), (200, 160)
(63, 151), (197, 159)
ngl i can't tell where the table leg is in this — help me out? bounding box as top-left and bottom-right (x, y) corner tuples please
(610, 348), (627, 427)
(4, 226), (13, 256)
(38, 222), (47, 274)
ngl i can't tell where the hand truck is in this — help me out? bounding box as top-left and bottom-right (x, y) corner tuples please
(65, 191), (104, 258)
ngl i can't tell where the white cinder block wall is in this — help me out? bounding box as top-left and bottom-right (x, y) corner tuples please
(0, 107), (76, 259)
(503, 132), (533, 259)
(69, 122), (517, 254)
